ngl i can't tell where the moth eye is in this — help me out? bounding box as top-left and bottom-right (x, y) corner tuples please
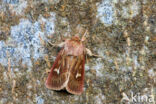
(76, 73), (81, 79)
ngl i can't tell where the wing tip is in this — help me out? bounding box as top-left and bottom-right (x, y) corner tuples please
(45, 84), (62, 91)
(66, 86), (84, 95)
(45, 80), (64, 91)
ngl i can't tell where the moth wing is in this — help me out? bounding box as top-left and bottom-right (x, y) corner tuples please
(45, 49), (68, 90)
(66, 54), (85, 95)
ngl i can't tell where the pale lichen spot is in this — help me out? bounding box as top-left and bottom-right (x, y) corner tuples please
(96, 0), (114, 26)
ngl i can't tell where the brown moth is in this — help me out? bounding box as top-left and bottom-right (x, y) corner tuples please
(45, 31), (88, 95)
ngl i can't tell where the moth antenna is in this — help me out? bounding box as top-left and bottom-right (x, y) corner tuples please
(81, 30), (88, 42)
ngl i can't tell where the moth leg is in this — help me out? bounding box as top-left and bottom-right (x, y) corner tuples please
(48, 41), (65, 48)
(86, 48), (103, 58)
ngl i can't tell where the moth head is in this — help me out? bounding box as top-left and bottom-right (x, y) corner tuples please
(71, 36), (81, 42)
(71, 30), (88, 42)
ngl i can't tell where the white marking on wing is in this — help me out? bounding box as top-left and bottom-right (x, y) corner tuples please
(54, 67), (60, 75)
(76, 73), (81, 78)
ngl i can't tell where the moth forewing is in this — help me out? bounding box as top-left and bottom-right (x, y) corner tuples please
(66, 54), (85, 95)
(45, 50), (69, 90)
(45, 36), (86, 95)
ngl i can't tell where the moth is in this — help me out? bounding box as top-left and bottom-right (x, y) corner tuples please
(45, 31), (98, 95)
